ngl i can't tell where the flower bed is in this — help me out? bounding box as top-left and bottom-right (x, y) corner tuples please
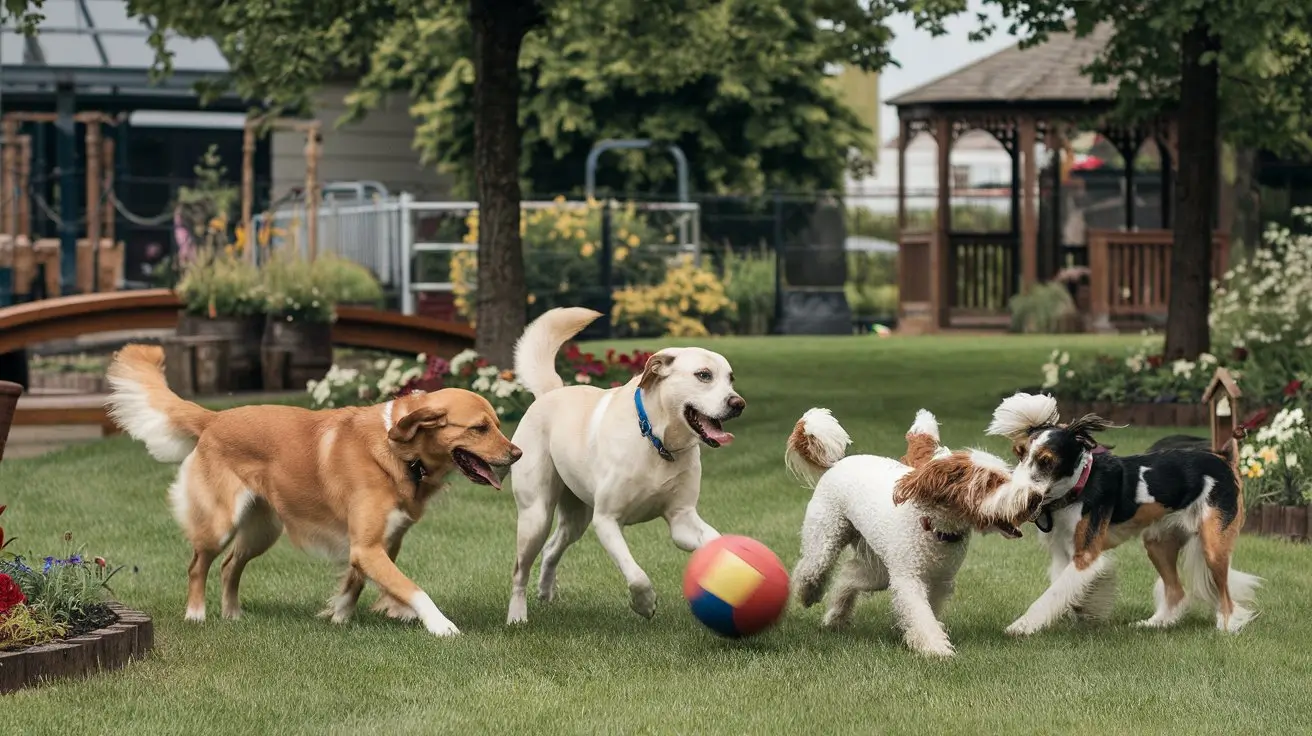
(1039, 210), (1312, 428)
(0, 509), (148, 691)
(307, 343), (653, 420)
(1042, 346), (1220, 427)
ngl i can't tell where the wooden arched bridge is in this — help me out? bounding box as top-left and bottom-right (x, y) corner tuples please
(0, 289), (475, 356)
(0, 290), (476, 435)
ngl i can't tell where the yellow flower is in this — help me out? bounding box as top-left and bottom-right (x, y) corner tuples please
(614, 246), (629, 262)
(626, 234), (640, 247)
(527, 293), (537, 304)
(575, 229), (587, 240)
(1258, 446), (1279, 464)
(580, 242), (596, 258)
(553, 195), (566, 204)
(664, 234), (676, 243)
(1245, 462), (1264, 479)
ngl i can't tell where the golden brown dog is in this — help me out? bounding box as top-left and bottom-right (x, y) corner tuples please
(105, 344), (520, 637)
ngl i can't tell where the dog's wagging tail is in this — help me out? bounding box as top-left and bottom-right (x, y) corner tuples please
(785, 407), (853, 488)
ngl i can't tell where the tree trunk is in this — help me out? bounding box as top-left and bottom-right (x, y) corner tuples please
(1229, 146), (1261, 263)
(469, 0), (539, 366)
(1164, 18), (1220, 360)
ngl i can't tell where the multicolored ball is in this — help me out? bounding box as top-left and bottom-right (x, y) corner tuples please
(682, 535), (789, 638)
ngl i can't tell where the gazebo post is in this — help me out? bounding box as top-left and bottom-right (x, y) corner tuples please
(1018, 115), (1039, 289)
(933, 115), (952, 329)
(897, 119), (909, 232)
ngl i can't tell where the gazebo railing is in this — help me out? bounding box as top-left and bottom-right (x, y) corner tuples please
(1087, 229), (1230, 328)
(947, 232), (1018, 315)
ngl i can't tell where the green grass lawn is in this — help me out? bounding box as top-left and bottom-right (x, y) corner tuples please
(4, 334), (1310, 734)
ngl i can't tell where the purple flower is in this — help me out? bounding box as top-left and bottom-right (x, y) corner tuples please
(67, 554), (83, 565)
(42, 556), (54, 573)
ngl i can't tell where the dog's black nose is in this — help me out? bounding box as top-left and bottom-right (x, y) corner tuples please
(509, 445), (523, 461)
(726, 395), (746, 418)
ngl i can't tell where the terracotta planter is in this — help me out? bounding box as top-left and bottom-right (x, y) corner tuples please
(260, 315), (333, 391)
(0, 380), (20, 463)
(1057, 399), (1209, 427)
(176, 312), (265, 392)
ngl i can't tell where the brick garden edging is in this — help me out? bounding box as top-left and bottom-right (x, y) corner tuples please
(1058, 400), (1209, 427)
(0, 602), (153, 694)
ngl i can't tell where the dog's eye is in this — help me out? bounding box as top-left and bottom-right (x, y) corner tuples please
(473, 424), (490, 434)
(695, 370), (713, 382)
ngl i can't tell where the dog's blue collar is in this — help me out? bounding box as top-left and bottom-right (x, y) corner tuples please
(634, 388), (675, 462)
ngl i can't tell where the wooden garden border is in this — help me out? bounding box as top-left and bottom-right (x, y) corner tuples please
(0, 602), (153, 694)
(1057, 399), (1209, 427)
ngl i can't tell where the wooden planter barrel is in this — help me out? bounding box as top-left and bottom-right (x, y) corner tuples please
(261, 315), (333, 391)
(0, 380), (20, 463)
(176, 312), (264, 391)
(1057, 399), (1209, 427)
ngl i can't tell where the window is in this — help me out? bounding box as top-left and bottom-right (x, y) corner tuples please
(951, 165), (971, 191)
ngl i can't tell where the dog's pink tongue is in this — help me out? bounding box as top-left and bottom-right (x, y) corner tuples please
(704, 424), (734, 446)
(474, 464), (502, 489)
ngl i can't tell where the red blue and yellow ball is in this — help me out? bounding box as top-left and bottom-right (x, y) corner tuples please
(682, 535), (789, 638)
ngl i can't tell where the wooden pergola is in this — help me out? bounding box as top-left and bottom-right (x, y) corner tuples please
(888, 23), (1230, 333)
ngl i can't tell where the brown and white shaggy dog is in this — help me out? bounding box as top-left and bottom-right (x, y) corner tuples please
(105, 344), (521, 637)
(786, 408), (1044, 657)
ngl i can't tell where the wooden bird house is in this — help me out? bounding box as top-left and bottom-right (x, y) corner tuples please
(1202, 367), (1243, 466)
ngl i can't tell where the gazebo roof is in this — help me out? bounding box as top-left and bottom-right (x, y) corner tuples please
(888, 23), (1116, 107)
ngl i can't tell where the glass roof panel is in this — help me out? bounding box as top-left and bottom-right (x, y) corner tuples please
(34, 0), (89, 31)
(164, 35), (228, 72)
(99, 35), (155, 68)
(36, 32), (104, 66)
(84, 0), (148, 31)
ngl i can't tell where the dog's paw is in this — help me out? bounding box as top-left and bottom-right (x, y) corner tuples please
(795, 580), (825, 608)
(906, 633), (955, 658)
(537, 579), (558, 603)
(630, 584), (657, 620)
(506, 596), (529, 625)
(1005, 617), (1043, 637)
(425, 617), (461, 637)
(184, 606), (205, 623)
(821, 607), (853, 630)
(371, 594), (418, 621)
(221, 606), (242, 621)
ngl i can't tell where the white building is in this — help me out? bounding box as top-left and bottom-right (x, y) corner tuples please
(845, 130), (1013, 214)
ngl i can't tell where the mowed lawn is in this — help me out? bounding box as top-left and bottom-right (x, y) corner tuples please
(4, 334), (1311, 734)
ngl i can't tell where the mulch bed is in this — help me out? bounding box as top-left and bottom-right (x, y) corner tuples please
(0, 602), (153, 694)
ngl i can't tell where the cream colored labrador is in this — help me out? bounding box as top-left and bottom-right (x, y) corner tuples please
(506, 307), (746, 624)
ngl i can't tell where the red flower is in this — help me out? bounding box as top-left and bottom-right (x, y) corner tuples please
(610, 381), (622, 388)
(1284, 380), (1303, 398)
(0, 572), (25, 615)
(1240, 408), (1271, 431)
(1146, 355), (1164, 369)
(564, 343), (581, 360)
(618, 354), (631, 365)
(94, 557), (107, 568)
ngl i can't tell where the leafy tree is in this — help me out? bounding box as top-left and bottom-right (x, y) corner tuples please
(120, 0), (916, 363)
(346, 1), (879, 198)
(967, 1), (1312, 359)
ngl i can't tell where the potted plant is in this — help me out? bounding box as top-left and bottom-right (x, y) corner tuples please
(313, 254), (385, 310)
(0, 381), (19, 464)
(174, 247), (267, 391)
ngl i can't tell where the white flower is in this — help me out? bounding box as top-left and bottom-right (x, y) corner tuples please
(1041, 363), (1060, 389)
(374, 360), (387, 370)
(1065, 370), (1074, 379)
(1171, 359), (1195, 379)
(574, 372), (591, 385)
(1287, 453), (1300, 468)
(1059, 352), (1070, 365)
(416, 353), (427, 364)
(1198, 352), (1217, 366)
(449, 349), (479, 375)
(1126, 355), (1144, 373)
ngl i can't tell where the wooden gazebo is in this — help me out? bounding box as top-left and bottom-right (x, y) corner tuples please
(888, 23), (1230, 333)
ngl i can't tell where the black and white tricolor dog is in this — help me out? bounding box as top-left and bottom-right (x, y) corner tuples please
(986, 392), (1262, 636)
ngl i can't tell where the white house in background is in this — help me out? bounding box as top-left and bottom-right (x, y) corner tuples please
(271, 84), (453, 201)
(845, 130), (1013, 214)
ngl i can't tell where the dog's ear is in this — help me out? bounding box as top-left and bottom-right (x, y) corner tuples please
(1064, 413), (1120, 449)
(638, 351), (675, 391)
(892, 454), (966, 506)
(388, 407), (447, 443)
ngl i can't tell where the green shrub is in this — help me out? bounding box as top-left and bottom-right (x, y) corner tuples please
(1008, 282), (1078, 333)
(721, 247), (775, 334)
(174, 247), (266, 318)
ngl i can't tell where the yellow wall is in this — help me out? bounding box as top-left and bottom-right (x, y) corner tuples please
(827, 66), (880, 164)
